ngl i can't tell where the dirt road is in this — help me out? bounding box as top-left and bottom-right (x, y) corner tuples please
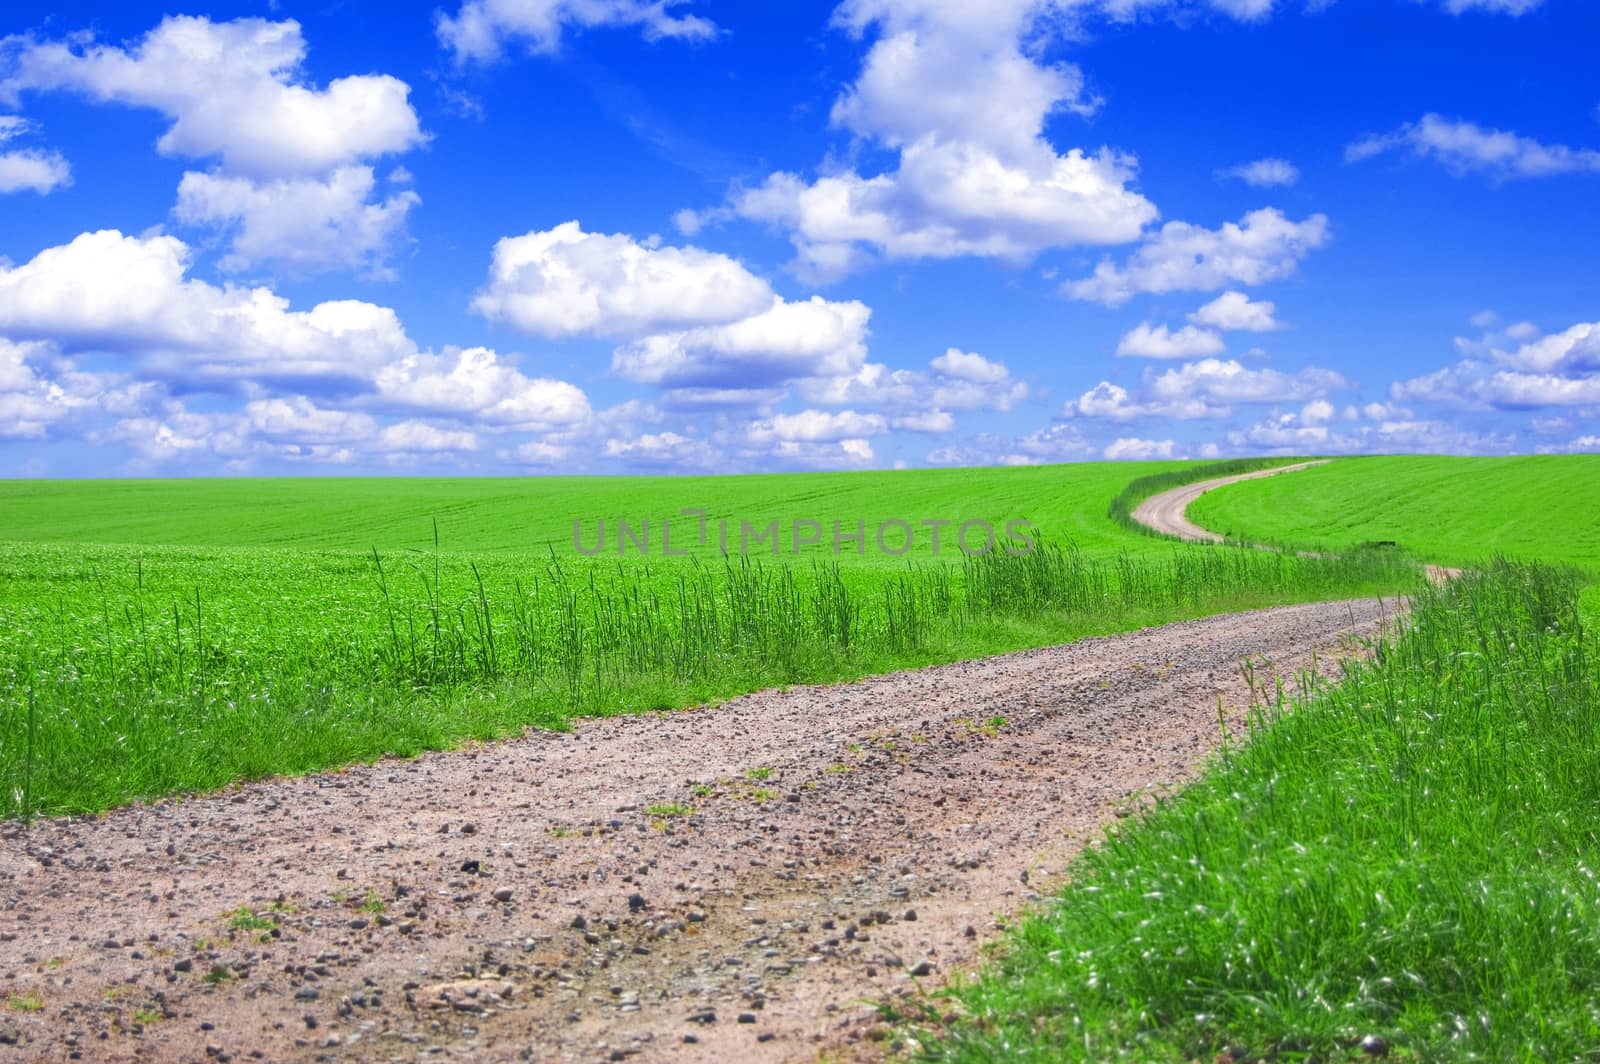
(0, 598), (1393, 1063)
(1131, 460), (1330, 543)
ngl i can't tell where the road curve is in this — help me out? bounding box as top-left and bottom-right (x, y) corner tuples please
(0, 599), (1392, 1063)
(1131, 460), (1330, 542)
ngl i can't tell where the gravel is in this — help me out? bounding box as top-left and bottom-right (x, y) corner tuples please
(0, 599), (1391, 1062)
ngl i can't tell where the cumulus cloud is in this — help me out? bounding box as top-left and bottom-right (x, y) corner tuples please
(438, 0), (716, 64)
(1536, 435), (1600, 455)
(3, 17), (424, 176)
(1216, 157), (1299, 187)
(0, 116), (70, 194)
(746, 409), (888, 443)
(0, 229), (597, 471)
(1190, 290), (1283, 332)
(174, 167), (419, 278)
(377, 420), (479, 453)
(1104, 436), (1179, 460)
(0, 230), (415, 383)
(686, 0), (1156, 282)
(891, 409), (956, 433)
(1391, 320), (1600, 410)
(1064, 379), (1227, 420)
(798, 348), (1029, 413)
(727, 140), (1156, 284)
(1147, 357), (1349, 404)
(4, 16), (426, 275)
(242, 396), (376, 443)
(1347, 114), (1600, 180)
(0, 338), (134, 438)
(930, 347), (1011, 383)
(472, 221), (774, 339)
(1228, 404), (1517, 456)
(1065, 208), (1330, 305)
(1115, 323), (1226, 359)
(829, 0), (1100, 155)
(601, 429), (721, 470)
(612, 295), (871, 388)
(374, 346), (591, 428)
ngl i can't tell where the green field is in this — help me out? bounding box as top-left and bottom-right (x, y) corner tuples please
(0, 460), (1419, 817)
(917, 561), (1600, 1061)
(1, 462), (1217, 558)
(1187, 455), (1600, 572)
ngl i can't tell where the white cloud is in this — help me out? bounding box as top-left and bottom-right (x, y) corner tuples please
(0, 147), (70, 194)
(929, 347), (1010, 383)
(926, 421), (1093, 468)
(374, 346), (591, 428)
(891, 409), (955, 432)
(730, 140), (1156, 283)
(661, 386), (787, 410)
(174, 167), (419, 277)
(747, 408), (888, 443)
(0, 230), (594, 468)
(1440, 0), (1543, 13)
(438, 0), (716, 64)
(1148, 357), (1349, 405)
(1391, 320), (1600, 410)
(1217, 157), (1299, 187)
(0, 338), (120, 438)
(798, 349), (1028, 412)
(3, 17), (424, 177)
(1115, 323), (1226, 359)
(242, 396), (375, 443)
(473, 221), (775, 339)
(504, 439), (574, 466)
(601, 429), (721, 470)
(0, 115), (70, 195)
(377, 421), (479, 453)
(0, 230), (415, 382)
(1065, 208), (1330, 305)
(1064, 379), (1227, 421)
(4, 17), (426, 276)
(1190, 290), (1283, 332)
(830, 0), (1099, 156)
(690, 1), (1156, 282)
(1536, 435), (1600, 455)
(1347, 114), (1600, 180)
(611, 295), (871, 388)
(1228, 404), (1517, 456)
(1104, 436), (1179, 460)
(1490, 322), (1599, 374)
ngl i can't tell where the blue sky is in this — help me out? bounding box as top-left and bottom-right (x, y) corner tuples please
(0, 0), (1596, 476)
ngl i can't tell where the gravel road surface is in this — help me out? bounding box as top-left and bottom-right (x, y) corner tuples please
(0, 598), (1394, 1062)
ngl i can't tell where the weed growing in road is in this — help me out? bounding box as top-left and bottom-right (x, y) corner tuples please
(6, 992), (43, 1012)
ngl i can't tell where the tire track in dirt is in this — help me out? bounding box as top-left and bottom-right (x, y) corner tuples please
(0, 599), (1396, 1062)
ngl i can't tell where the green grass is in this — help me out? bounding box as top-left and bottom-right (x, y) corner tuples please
(0, 462), (1425, 818)
(913, 560), (1600, 1061)
(1187, 455), (1600, 572)
(0, 461), (1215, 559)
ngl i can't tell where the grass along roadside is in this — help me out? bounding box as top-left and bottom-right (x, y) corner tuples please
(910, 559), (1599, 1061)
(1185, 455), (1600, 573)
(1, 538), (1420, 819)
(1106, 457), (1304, 540)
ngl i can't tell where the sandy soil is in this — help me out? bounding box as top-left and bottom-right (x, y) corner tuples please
(0, 598), (1396, 1063)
